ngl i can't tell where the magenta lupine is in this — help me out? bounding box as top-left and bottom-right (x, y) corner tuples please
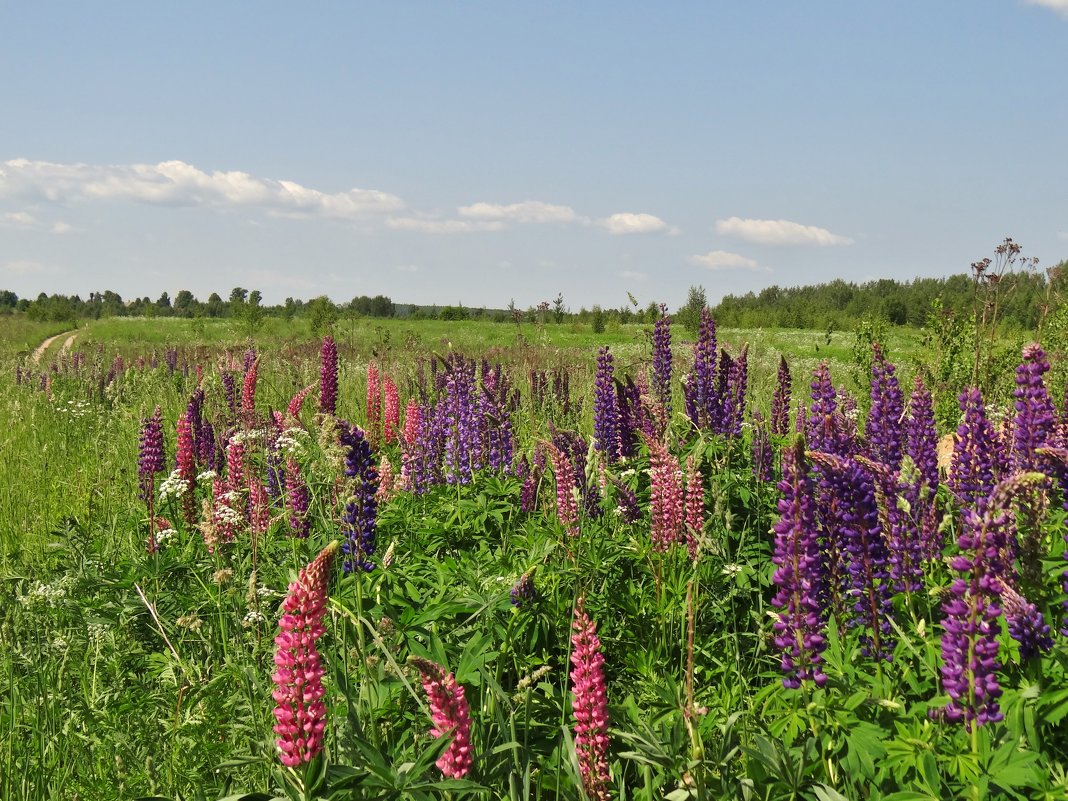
(651, 306), (672, 416)
(867, 344), (904, 467)
(319, 335), (338, 415)
(409, 657), (473, 779)
(771, 437), (827, 689)
(176, 413), (197, 524)
(284, 458), (311, 538)
(948, 387), (997, 508)
(593, 347), (621, 462)
(366, 361), (382, 445)
(683, 454), (704, 560)
(547, 442), (580, 537)
(138, 406), (166, 503)
(570, 599), (612, 801)
(771, 355), (792, 436)
(272, 541), (337, 768)
(383, 376), (400, 444)
(645, 435), (685, 552)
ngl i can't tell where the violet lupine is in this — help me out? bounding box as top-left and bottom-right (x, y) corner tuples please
(683, 454), (704, 560)
(138, 406), (166, 504)
(683, 308), (719, 431)
(995, 579), (1053, 661)
(906, 376), (939, 494)
(722, 344), (749, 437)
(770, 355), (792, 436)
(593, 347), (621, 462)
(771, 436), (827, 689)
(340, 425), (379, 572)
(221, 370), (238, 420)
(409, 657), (473, 779)
(615, 376), (642, 459)
(265, 443), (285, 500)
(366, 361), (382, 445)
(405, 402), (445, 494)
(319, 335), (338, 415)
(857, 456), (924, 594)
(645, 434), (685, 552)
(198, 419), (217, 471)
(547, 442), (580, 537)
(242, 346), (257, 375)
(1011, 343), (1056, 474)
(552, 429), (601, 520)
(806, 363), (851, 457)
(948, 387), (998, 509)
(570, 599), (612, 801)
(176, 413), (197, 523)
(867, 344), (904, 467)
(651, 306), (672, 417)
(510, 569), (537, 607)
(272, 541), (337, 768)
(383, 376), (400, 444)
(187, 389), (205, 467)
(285, 458), (311, 538)
(752, 412), (774, 483)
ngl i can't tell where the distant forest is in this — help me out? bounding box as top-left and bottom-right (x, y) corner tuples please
(3, 257), (1067, 333)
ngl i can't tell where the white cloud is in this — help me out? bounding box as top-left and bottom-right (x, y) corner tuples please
(1058, 231), (1068, 241)
(620, 270), (648, 281)
(1024, 0), (1068, 18)
(598, 212), (670, 235)
(3, 259), (64, 275)
(458, 200), (580, 224)
(715, 216), (853, 246)
(3, 211), (36, 226)
(50, 221), (73, 234)
(386, 217), (505, 234)
(689, 250), (769, 272)
(395, 264), (419, 273)
(0, 158), (405, 221)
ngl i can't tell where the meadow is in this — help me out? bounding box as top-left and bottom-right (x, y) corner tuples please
(2, 310), (1067, 801)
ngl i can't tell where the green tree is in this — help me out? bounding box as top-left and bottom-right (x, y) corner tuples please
(677, 285), (708, 334)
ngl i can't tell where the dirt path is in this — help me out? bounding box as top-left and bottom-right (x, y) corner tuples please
(30, 330), (76, 364)
(58, 333), (78, 358)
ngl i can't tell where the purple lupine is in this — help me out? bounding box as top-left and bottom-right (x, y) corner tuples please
(406, 401), (445, 494)
(771, 436), (827, 689)
(510, 570), (537, 608)
(593, 347), (620, 462)
(285, 458), (311, 538)
(867, 344), (904, 467)
(996, 579), (1052, 661)
(683, 308), (719, 431)
(165, 348), (178, 374)
(266, 442), (286, 500)
(320, 335), (338, 415)
(857, 456), (924, 593)
(138, 406), (166, 503)
(518, 453), (541, 514)
(722, 344), (748, 437)
(552, 429), (601, 519)
(948, 387), (998, 508)
(615, 376), (642, 459)
(220, 370), (238, 420)
(810, 450), (894, 660)
(1011, 343), (1056, 474)
(442, 356), (481, 485)
(651, 306), (672, 416)
(806, 362), (852, 456)
(340, 425), (379, 572)
(242, 346), (257, 377)
(906, 376), (939, 493)
(771, 355), (792, 437)
(752, 412), (774, 482)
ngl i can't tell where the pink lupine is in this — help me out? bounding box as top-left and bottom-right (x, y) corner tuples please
(645, 435), (684, 552)
(249, 478), (270, 536)
(241, 358), (259, 426)
(409, 657), (473, 779)
(402, 399), (421, 446)
(176, 413), (197, 523)
(225, 438), (246, 518)
(384, 376), (400, 444)
(683, 455), (704, 560)
(287, 383), (316, 423)
(272, 541), (338, 768)
(571, 599), (612, 801)
(376, 455), (395, 503)
(366, 361), (382, 445)
(547, 442), (580, 537)
(319, 336), (338, 415)
(208, 477), (234, 549)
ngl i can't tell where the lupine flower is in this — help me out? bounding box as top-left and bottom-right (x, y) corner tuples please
(225, 437), (246, 519)
(409, 657), (473, 779)
(402, 399), (421, 446)
(383, 376), (400, 444)
(771, 436), (827, 689)
(1011, 343), (1056, 473)
(375, 455), (395, 503)
(284, 458), (311, 538)
(867, 344), (904, 467)
(651, 306), (672, 416)
(221, 371), (238, 420)
(319, 336), (338, 415)
(242, 346), (257, 375)
(547, 442), (580, 537)
(165, 348), (177, 373)
(683, 308), (719, 431)
(683, 454), (704, 560)
(806, 362), (852, 456)
(241, 358), (259, 426)
(771, 355), (792, 436)
(176, 413), (197, 523)
(570, 599), (612, 801)
(272, 541), (338, 767)
(645, 435), (684, 552)
(366, 361), (382, 445)
(995, 579), (1053, 661)
(138, 406), (166, 503)
(752, 411), (774, 483)
(949, 388), (998, 508)
(340, 425), (379, 571)
(906, 376), (939, 493)
(858, 456), (924, 593)
(187, 389), (205, 467)
(510, 569), (537, 607)
(288, 384), (316, 423)
(722, 344), (749, 437)
(249, 478), (270, 536)
(615, 376), (642, 459)
(593, 347), (620, 461)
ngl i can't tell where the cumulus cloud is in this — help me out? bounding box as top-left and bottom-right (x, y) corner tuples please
(0, 158), (405, 221)
(598, 212), (671, 235)
(3, 259), (64, 275)
(3, 211), (36, 226)
(386, 217), (505, 234)
(715, 216), (853, 246)
(620, 270), (648, 281)
(689, 250), (769, 272)
(458, 200), (580, 224)
(1024, 0), (1068, 18)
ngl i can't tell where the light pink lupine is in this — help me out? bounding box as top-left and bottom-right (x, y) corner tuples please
(384, 376), (400, 444)
(249, 478), (270, 536)
(366, 361), (382, 445)
(225, 438), (246, 517)
(272, 541), (338, 768)
(210, 477), (235, 548)
(376, 455), (395, 503)
(176, 413), (197, 523)
(683, 455), (704, 560)
(402, 399), (421, 446)
(409, 657), (473, 779)
(571, 599), (612, 801)
(645, 435), (684, 552)
(547, 442), (580, 537)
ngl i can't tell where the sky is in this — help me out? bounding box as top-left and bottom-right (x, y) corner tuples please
(1, 1), (1066, 311)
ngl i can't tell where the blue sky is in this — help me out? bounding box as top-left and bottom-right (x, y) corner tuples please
(1, 1), (1066, 310)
